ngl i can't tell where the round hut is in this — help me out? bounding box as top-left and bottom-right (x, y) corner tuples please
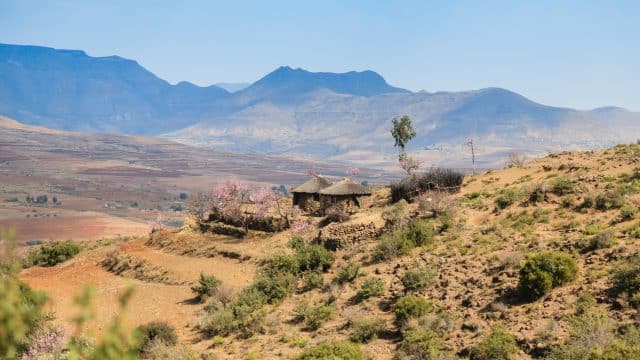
(319, 178), (372, 214)
(291, 176), (332, 212)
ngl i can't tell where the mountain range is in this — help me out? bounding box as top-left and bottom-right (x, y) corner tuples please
(2, 43), (640, 169)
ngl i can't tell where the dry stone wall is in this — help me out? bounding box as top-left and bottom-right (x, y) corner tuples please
(318, 221), (382, 250)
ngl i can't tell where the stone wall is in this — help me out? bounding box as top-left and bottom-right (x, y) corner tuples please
(317, 221), (382, 250)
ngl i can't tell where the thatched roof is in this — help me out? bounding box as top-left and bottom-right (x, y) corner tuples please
(291, 176), (332, 194)
(320, 178), (371, 196)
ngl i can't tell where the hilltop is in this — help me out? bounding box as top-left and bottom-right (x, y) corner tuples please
(16, 143), (640, 358)
(3, 43), (640, 168)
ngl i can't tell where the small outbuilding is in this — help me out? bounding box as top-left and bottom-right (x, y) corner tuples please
(291, 176), (332, 212)
(319, 178), (372, 214)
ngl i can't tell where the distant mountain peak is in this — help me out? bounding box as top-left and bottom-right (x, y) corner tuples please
(239, 66), (410, 102)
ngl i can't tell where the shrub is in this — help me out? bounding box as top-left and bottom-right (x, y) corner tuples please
(253, 272), (297, 304)
(580, 232), (617, 253)
(24, 241), (81, 267)
(561, 195), (576, 208)
(0, 274), (48, 358)
(137, 321), (178, 351)
(595, 191), (625, 211)
(494, 188), (521, 209)
(401, 265), (436, 293)
(391, 169), (463, 203)
(293, 302), (336, 331)
(299, 271), (324, 292)
(373, 219), (435, 262)
(527, 183), (548, 204)
(296, 244), (334, 272)
(401, 219), (435, 247)
(191, 273), (221, 301)
(396, 326), (445, 359)
(349, 317), (383, 343)
(609, 262), (640, 305)
(620, 205), (637, 221)
(545, 310), (616, 360)
(382, 199), (409, 228)
(296, 340), (362, 360)
(418, 190), (455, 216)
(552, 177), (575, 196)
(394, 295), (432, 322)
(505, 153), (527, 168)
(372, 234), (414, 262)
(471, 324), (519, 360)
(517, 252), (579, 300)
(335, 262), (360, 284)
(355, 278), (385, 302)
(263, 253), (299, 276)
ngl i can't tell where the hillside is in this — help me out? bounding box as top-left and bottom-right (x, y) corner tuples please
(0, 116), (390, 243)
(17, 143), (640, 359)
(3, 43), (640, 169)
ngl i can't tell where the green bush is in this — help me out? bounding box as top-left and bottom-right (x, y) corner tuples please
(0, 274), (48, 358)
(299, 270), (324, 292)
(394, 295), (432, 322)
(355, 278), (385, 302)
(24, 241), (81, 267)
(296, 244), (334, 272)
(620, 205), (637, 221)
(296, 340), (362, 360)
(293, 302), (336, 331)
(580, 232), (617, 253)
(335, 262), (360, 284)
(595, 191), (625, 211)
(494, 188), (521, 209)
(609, 261), (640, 305)
(372, 233), (414, 262)
(396, 326), (445, 360)
(191, 273), (221, 301)
(401, 265), (436, 293)
(263, 253), (299, 276)
(471, 324), (518, 360)
(517, 252), (579, 300)
(552, 177), (575, 196)
(372, 219), (434, 262)
(137, 321), (178, 351)
(382, 199), (408, 227)
(349, 317), (383, 343)
(253, 272), (297, 304)
(401, 219), (435, 247)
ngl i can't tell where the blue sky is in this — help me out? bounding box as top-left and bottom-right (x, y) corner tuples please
(1, 0), (638, 110)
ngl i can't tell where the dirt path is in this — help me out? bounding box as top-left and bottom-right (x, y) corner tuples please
(20, 238), (258, 345)
(120, 239), (255, 287)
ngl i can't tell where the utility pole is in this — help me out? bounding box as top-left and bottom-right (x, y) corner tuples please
(464, 139), (476, 174)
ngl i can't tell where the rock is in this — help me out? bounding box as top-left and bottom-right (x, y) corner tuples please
(462, 321), (479, 332)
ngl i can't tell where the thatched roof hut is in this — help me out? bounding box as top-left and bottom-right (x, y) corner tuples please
(291, 176), (332, 194)
(291, 176), (332, 212)
(319, 178), (372, 196)
(319, 178), (372, 214)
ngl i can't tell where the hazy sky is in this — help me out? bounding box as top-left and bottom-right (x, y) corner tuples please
(1, 1), (638, 110)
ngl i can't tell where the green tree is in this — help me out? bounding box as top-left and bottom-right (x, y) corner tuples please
(391, 115), (416, 158)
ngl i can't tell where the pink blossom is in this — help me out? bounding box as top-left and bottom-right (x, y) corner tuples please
(290, 220), (315, 235)
(399, 156), (422, 175)
(150, 214), (165, 231)
(21, 327), (64, 360)
(345, 167), (360, 177)
(251, 187), (279, 219)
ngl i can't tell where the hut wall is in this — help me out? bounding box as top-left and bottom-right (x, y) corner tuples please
(320, 194), (371, 214)
(294, 193), (320, 212)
